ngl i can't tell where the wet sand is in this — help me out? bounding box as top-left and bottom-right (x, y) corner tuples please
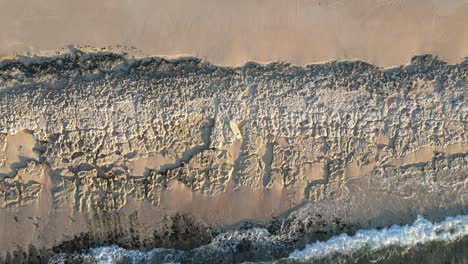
(1, 0), (467, 66)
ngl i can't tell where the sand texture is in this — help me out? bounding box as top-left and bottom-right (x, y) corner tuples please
(0, 52), (467, 262)
(1, 0), (468, 66)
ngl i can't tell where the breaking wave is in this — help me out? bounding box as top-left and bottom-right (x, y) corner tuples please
(49, 245), (184, 264)
(289, 214), (468, 261)
(49, 214), (468, 263)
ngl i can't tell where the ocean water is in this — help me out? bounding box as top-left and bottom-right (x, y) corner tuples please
(289, 214), (468, 259)
(286, 214), (468, 264)
(49, 214), (468, 264)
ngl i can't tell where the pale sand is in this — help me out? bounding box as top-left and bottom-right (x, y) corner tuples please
(0, 117), (466, 254)
(159, 180), (290, 224)
(391, 143), (467, 167)
(1, 0), (467, 66)
(126, 153), (175, 176)
(345, 143), (468, 178)
(0, 130), (38, 175)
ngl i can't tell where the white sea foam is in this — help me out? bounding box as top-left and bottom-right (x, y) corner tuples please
(80, 244), (183, 264)
(49, 214), (468, 263)
(88, 245), (155, 264)
(289, 214), (468, 260)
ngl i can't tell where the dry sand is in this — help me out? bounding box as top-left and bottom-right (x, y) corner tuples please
(1, 0), (467, 66)
(0, 130), (38, 175)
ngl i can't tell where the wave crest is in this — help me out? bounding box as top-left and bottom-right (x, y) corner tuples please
(289, 214), (468, 260)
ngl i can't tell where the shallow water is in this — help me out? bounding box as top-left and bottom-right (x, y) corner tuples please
(289, 214), (468, 260)
(283, 214), (468, 264)
(48, 214), (468, 264)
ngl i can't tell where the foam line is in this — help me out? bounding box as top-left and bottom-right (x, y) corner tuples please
(289, 214), (468, 260)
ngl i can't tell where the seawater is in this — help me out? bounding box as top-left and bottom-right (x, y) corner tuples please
(49, 214), (468, 264)
(285, 214), (468, 264)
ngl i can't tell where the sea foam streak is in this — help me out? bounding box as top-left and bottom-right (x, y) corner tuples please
(89, 245), (155, 264)
(87, 246), (183, 264)
(50, 214), (468, 263)
(289, 214), (468, 260)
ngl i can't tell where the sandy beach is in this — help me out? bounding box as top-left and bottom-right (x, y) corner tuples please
(1, 0), (467, 66)
(0, 1), (467, 262)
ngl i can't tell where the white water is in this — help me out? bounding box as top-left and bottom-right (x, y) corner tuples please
(289, 214), (468, 260)
(50, 214), (468, 263)
(48, 245), (183, 264)
(89, 245), (155, 264)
